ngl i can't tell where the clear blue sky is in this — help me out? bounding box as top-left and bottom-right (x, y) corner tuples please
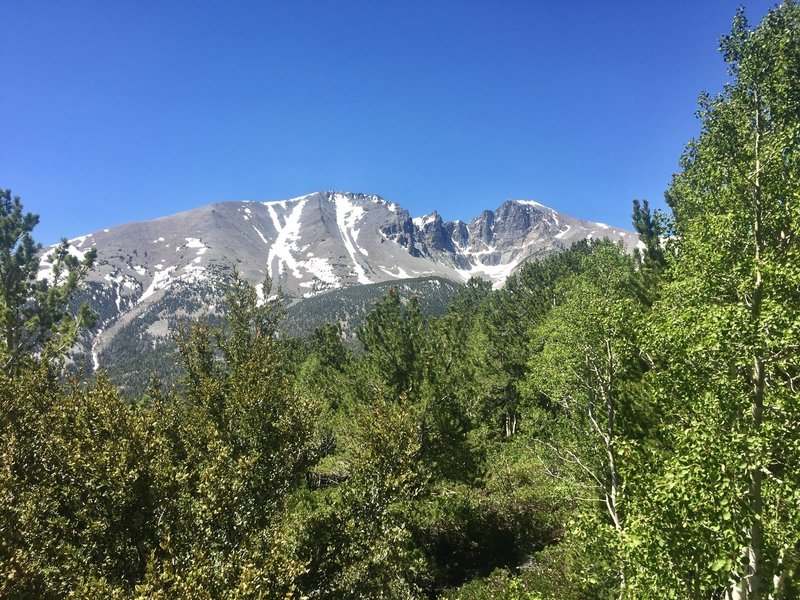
(2, 0), (777, 244)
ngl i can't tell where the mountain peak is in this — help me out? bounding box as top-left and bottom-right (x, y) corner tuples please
(508, 199), (553, 210)
(325, 191), (402, 213)
(412, 211), (440, 229)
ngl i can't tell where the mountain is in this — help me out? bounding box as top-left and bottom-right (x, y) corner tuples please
(41, 191), (637, 390)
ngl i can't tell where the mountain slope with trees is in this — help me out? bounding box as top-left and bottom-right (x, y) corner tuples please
(51, 192), (636, 383)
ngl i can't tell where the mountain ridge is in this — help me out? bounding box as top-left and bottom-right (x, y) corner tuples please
(40, 191), (639, 379)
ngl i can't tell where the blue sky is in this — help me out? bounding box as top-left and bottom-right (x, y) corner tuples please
(2, 0), (777, 245)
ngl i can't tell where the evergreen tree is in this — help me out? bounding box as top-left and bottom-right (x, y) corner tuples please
(0, 189), (97, 374)
(356, 287), (426, 398)
(466, 240), (594, 439)
(631, 198), (667, 270)
(631, 198), (670, 307)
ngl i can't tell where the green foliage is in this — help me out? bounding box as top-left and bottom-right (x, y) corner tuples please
(294, 392), (429, 599)
(1, 368), (157, 596)
(631, 198), (668, 269)
(631, 198), (670, 305)
(622, 3), (800, 597)
(1, 275), (318, 597)
(521, 242), (651, 595)
(0, 189), (96, 374)
(357, 287), (427, 398)
(5, 6), (800, 596)
(463, 241), (594, 440)
(171, 274), (317, 540)
(414, 438), (567, 592)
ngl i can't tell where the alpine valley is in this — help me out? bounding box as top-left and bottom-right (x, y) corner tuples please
(43, 191), (637, 393)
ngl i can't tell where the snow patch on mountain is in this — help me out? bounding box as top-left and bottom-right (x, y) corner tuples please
(379, 265), (410, 278)
(334, 193), (372, 284)
(70, 233), (93, 247)
(300, 257), (339, 287)
(37, 240), (91, 282)
(184, 237), (205, 249)
(253, 225), (270, 245)
(139, 266), (177, 303)
(455, 259), (522, 289)
(67, 245), (90, 261)
(267, 197), (308, 279)
(413, 213), (437, 229)
(181, 261), (208, 284)
(515, 200), (549, 209)
(91, 327), (103, 370)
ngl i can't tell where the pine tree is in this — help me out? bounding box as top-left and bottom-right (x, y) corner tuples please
(0, 189), (97, 374)
(356, 287), (426, 398)
(631, 199), (666, 269)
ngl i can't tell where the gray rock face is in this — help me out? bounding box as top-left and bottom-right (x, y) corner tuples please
(41, 191), (639, 373)
(399, 198), (638, 281)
